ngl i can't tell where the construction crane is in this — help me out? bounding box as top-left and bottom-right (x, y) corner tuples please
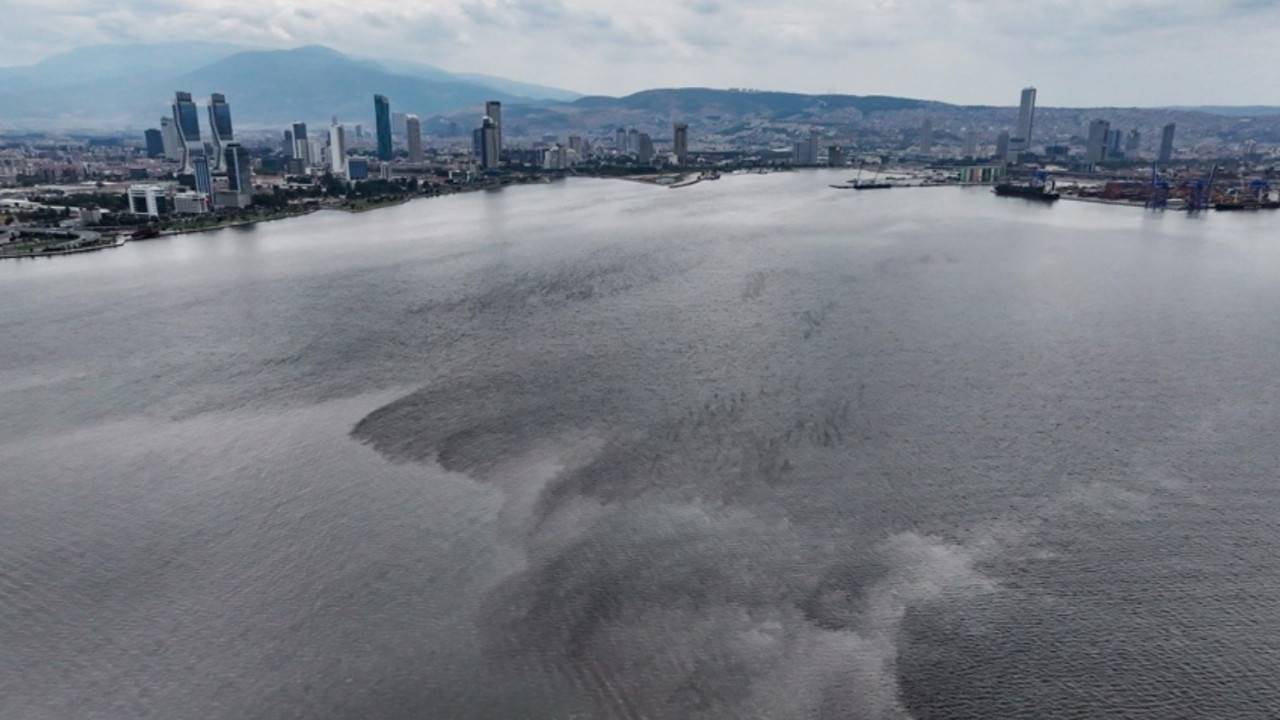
(1147, 163), (1169, 210)
(1186, 164), (1218, 212)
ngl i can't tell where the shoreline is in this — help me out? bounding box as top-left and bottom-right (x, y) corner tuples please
(6, 171), (1260, 260)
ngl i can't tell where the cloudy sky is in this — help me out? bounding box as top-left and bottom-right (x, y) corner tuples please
(3, 0), (1280, 106)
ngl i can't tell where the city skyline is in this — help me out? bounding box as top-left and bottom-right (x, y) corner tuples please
(4, 2), (1280, 107)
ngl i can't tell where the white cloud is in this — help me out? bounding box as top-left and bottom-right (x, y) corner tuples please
(2, 0), (1280, 105)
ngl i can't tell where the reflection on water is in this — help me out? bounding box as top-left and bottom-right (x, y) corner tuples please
(4, 175), (1280, 718)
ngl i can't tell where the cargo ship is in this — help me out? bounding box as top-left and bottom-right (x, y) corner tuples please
(1214, 200), (1280, 211)
(993, 183), (1059, 202)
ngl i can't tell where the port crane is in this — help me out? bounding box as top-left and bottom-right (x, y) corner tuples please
(1184, 164), (1218, 213)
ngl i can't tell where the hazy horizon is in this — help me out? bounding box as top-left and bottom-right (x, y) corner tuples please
(4, 1), (1280, 107)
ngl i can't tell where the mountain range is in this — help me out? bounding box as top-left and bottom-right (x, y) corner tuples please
(1, 42), (1278, 137)
(0, 43), (580, 130)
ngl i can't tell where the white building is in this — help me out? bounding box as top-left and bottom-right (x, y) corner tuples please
(127, 184), (171, 216)
(172, 191), (209, 215)
(329, 124), (347, 176)
(406, 114), (423, 163)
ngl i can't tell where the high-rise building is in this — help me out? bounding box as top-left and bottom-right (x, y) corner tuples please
(1011, 87), (1036, 152)
(160, 117), (180, 161)
(1106, 129), (1123, 158)
(292, 122), (310, 166)
(406, 114), (423, 163)
(568, 135), (584, 154)
(171, 91), (203, 172)
(918, 119), (933, 155)
(309, 138), (325, 168)
(792, 132), (819, 165)
(827, 145), (844, 167)
(673, 123), (688, 165)
(995, 130), (1010, 162)
(348, 158), (369, 180)
(477, 115), (499, 170)
(193, 155), (213, 200)
(615, 128), (628, 153)
(1159, 123), (1176, 163)
(283, 130), (294, 158)
(627, 129), (640, 157)
(485, 101), (503, 154)
(329, 124), (347, 176)
(207, 93), (233, 172)
(637, 133), (655, 165)
(1086, 119), (1111, 164)
(144, 129), (165, 158)
(224, 143), (252, 195)
(962, 130), (978, 159)
(1125, 129), (1141, 155)
(374, 95), (393, 161)
(392, 112), (408, 138)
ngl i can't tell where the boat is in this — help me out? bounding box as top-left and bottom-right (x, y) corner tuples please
(993, 182), (1059, 202)
(847, 162), (893, 190)
(830, 184), (857, 190)
(1214, 200), (1280, 211)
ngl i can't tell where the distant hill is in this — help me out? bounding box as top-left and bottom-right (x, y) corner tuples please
(432, 87), (941, 139)
(0, 43), (578, 130)
(1164, 106), (1280, 117)
(170, 46), (527, 125)
(572, 88), (931, 116)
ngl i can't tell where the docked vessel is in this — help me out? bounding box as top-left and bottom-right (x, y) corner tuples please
(853, 182), (892, 190)
(1214, 200), (1280, 211)
(993, 182), (1059, 202)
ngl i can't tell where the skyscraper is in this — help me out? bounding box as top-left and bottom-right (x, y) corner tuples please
(485, 101), (503, 155)
(171, 91), (203, 172)
(792, 131), (819, 165)
(919, 119), (933, 155)
(962, 130), (978, 159)
(628, 129), (640, 157)
(637, 133), (655, 165)
(193, 155), (213, 201)
(1011, 87), (1036, 152)
(207, 93), (233, 172)
(144, 129), (165, 158)
(673, 123), (688, 165)
(616, 128), (628, 153)
(392, 112), (408, 138)
(160, 117), (180, 161)
(224, 143), (252, 195)
(1159, 123), (1176, 163)
(995, 130), (1010, 162)
(374, 95), (393, 161)
(1125, 129), (1141, 155)
(283, 129), (294, 159)
(1106, 128), (1123, 158)
(477, 116), (499, 170)
(406, 115), (423, 163)
(1086, 119), (1111, 164)
(292, 121), (310, 166)
(329, 124), (347, 176)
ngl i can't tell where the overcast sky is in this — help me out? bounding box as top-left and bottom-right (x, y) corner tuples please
(4, 0), (1280, 106)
